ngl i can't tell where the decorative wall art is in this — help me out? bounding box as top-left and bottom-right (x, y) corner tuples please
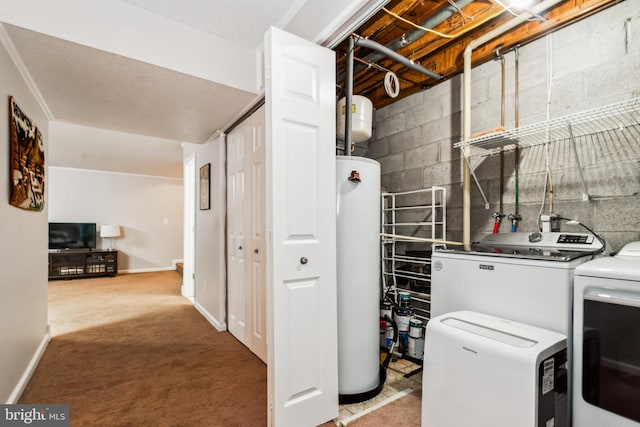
(200, 163), (211, 210)
(9, 96), (45, 211)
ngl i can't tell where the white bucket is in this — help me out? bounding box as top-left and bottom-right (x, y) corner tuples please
(398, 291), (411, 307)
(380, 302), (392, 322)
(409, 319), (423, 338)
(394, 307), (413, 332)
(408, 337), (425, 359)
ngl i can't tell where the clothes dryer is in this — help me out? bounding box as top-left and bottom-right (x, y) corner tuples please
(573, 242), (640, 427)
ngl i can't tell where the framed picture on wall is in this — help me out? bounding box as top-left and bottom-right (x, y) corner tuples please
(199, 163), (211, 210)
(8, 96), (45, 211)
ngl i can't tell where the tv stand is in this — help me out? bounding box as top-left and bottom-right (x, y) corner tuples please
(48, 250), (118, 280)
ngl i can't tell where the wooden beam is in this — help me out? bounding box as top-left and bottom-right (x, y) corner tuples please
(359, 0), (622, 108)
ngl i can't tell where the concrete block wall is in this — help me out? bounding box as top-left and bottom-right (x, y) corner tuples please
(365, 0), (640, 251)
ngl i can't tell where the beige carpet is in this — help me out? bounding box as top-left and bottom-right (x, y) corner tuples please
(23, 270), (423, 426)
(20, 271), (267, 427)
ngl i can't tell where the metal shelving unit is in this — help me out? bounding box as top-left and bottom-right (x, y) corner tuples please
(457, 98), (640, 154)
(455, 97), (640, 203)
(381, 186), (447, 322)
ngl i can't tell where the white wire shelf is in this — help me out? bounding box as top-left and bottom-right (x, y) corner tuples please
(454, 97), (640, 155)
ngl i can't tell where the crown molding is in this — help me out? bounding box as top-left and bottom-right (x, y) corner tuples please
(0, 23), (54, 121)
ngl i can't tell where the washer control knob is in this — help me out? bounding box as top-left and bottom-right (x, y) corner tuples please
(528, 232), (543, 243)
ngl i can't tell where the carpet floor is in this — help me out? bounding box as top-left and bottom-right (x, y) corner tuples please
(20, 271), (267, 427)
(20, 271), (423, 426)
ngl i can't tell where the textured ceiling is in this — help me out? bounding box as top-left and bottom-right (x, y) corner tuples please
(119, 0), (301, 48)
(5, 24), (256, 144)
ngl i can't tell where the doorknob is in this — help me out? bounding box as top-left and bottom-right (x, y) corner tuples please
(254, 249), (259, 254)
(238, 246), (243, 250)
(300, 257), (308, 265)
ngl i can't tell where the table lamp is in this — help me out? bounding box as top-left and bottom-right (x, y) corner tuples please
(100, 224), (121, 251)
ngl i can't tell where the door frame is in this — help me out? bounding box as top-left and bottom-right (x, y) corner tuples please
(182, 152), (196, 301)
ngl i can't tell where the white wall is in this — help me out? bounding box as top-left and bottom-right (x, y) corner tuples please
(0, 0), (257, 93)
(49, 121), (183, 178)
(192, 138), (227, 330)
(0, 37), (49, 403)
(48, 167), (183, 272)
(283, 0), (388, 47)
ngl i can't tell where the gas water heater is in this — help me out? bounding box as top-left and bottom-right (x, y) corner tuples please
(336, 156), (381, 398)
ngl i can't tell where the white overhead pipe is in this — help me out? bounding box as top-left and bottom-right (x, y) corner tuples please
(461, 0), (565, 250)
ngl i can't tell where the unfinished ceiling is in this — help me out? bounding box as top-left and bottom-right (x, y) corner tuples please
(336, 0), (623, 109)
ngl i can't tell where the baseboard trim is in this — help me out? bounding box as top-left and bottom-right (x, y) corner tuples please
(7, 329), (51, 404)
(120, 266), (176, 274)
(194, 301), (226, 332)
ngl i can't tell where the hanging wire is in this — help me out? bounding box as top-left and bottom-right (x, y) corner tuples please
(499, 52), (506, 214)
(514, 46), (520, 216)
(538, 34), (555, 226)
(384, 72), (400, 98)
(447, 0), (473, 21)
(381, 6), (504, 40)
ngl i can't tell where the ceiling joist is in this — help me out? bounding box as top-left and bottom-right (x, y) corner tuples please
(336, 0), (623, 108)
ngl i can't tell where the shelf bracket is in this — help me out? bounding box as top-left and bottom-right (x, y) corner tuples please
(567, 121), (590, 201)
(460, 145), (491, 209)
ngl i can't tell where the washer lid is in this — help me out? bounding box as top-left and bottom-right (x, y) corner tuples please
(575, 255), (640, 281)
(618, 241), (640, 258)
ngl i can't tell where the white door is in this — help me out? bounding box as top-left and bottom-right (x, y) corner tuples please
(248, 107), (267, 362)
(227, 125), (247, 343)
(227, 107), (268, 362)
(265, 27), (338, 427)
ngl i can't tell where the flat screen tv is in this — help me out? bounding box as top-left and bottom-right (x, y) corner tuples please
(48, 222), (97, 250)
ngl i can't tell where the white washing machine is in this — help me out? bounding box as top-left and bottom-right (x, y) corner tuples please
(429, 231), (605, 425)
(423, 311), (568, 427)
(573, 242), (640, 427)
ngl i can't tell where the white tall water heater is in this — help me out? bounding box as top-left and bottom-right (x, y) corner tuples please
(336, 156), (381, 395)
